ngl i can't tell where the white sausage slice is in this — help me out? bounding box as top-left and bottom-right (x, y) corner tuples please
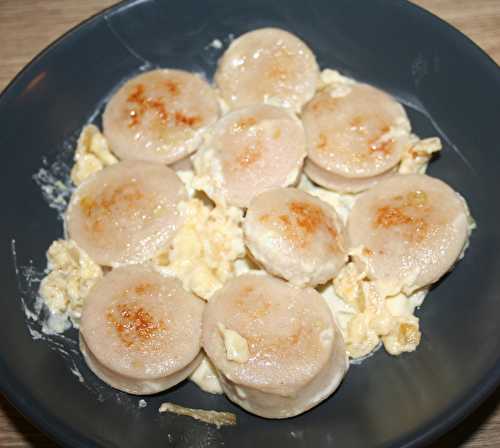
(347, 174), (470, 295)
(304, 158), (397, 193)
(193, 104), (306, 207)
(80, 265), (204, 395)
(67, 160), (187, 266)
(103, 69), (219, 164)
(244, 188), (347, 286)
(203, 274), (348, 418)
(303, 83), (411, 178)
(215, 28), (319, 112)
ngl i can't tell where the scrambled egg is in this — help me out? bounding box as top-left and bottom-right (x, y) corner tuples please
(319, 68), (356, 90)
(192, 147), (227, 207)
(218, 323), (250, 363)
(399, 136), (442, 174)
(322, 262), (426, 358)
(39, 239), (102, 325)
(153, 198), (245, 300)
(70, 124), (118, 185)
(190, 355), (223, 394)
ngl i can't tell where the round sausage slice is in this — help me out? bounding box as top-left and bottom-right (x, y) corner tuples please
(303, 83), (410, 178)
(304, 158), (397, 193)
(347, 174), (470, 295)
(193, 104), (306, 207)
(244, 188), (347, 286)
(67, 160), (187, 266)
(103, 69), (219, 164)
(80, 265), (204, 395)
(203, 274), (348, 418)
(215, 28), (319, 112)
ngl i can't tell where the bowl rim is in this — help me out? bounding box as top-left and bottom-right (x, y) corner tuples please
(0, 0), (499, 447)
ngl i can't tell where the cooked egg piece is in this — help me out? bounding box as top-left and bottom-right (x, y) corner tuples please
(39, 239), (103, 324)
(303, 83), (411, 179)
(189, 354), (223, 394)
(66, 160), (186, 267)
(71, 125), (118, 186)
(304, 158), (398, 193)
(347, 174), (470, 295)
(80, 265), (204, 394)
(193, 104), (306, 208)
(203, 274), (348, 419)
(103, 69), (219, 164)
(244, 188), (347, 286)
(215, 28), (319, 112)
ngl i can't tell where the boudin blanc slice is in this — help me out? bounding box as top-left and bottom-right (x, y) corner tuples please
(103, 69), (219, 164)
(347, 174), (470, 295)
(193, 104), (306, 208)
(244, 188), (347, 286)
(67, 160), (186, 266)
(303, 83), (411, 179)
(80, 265), (204, 395)
(203, 274), (348, 418)
(215, 28), (319, 112)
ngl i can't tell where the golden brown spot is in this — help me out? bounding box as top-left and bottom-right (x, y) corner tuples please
(374, 191), (431, 243)
(80, 196), (96, 218)
(275, 214), (302, 246)
(148, 98), (169, 123)
(126, 84), (147, 128)
(375, 205), (413, 228)
(163, 80), (180, 95)
(128, 84), (145, 105)
(174, 111), (201, 127)
(134, 282), (157, 296)
(107, 302), (166, 348)
(79, 182), (145, 234)
(266, 64), (288, 81)
(273, 128), (282, 140)
(289, 201), (325, 235)
(369, 139), (393, 156)
(279, 214), (292, 226)
(126, 83), (169, 128)
(234, 116), (257, 132)
(266, 48), (292, 81)
(126, 82), (199, 129)
(316, 133), (328, 150)
(264, 201), (340, 251)
(362, 247), (373, 256)
(235, 143), (262, 168)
